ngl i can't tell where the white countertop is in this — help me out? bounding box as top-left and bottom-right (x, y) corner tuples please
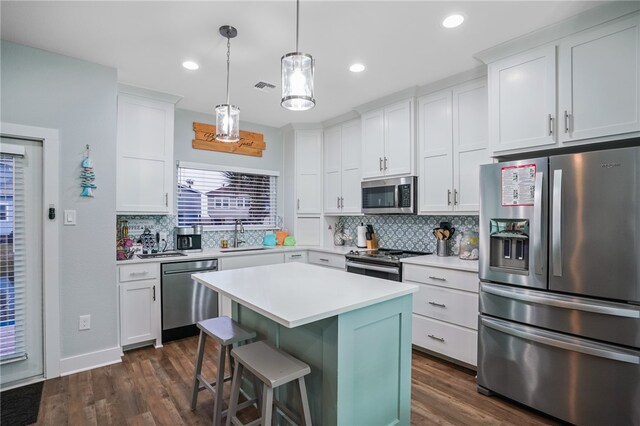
(192, 262), (418, 328)
(401, 254), (479, 273)
(116, 245), (361, 265)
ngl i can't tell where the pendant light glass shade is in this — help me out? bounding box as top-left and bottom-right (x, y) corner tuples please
(281, 0), (315, 111)
(281, 52), (315, 111)
(215, 104), (240, 142)
(216, 25), (240, 142)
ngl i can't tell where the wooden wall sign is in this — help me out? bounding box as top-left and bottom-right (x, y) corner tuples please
(192, 122), (266, 157)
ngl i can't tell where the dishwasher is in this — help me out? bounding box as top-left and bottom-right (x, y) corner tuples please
(161, 259), (218, 342)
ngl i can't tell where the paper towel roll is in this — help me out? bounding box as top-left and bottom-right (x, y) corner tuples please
(356, 225), (367, 248)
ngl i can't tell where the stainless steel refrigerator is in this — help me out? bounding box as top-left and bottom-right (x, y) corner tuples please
(478, 146), (640, 425)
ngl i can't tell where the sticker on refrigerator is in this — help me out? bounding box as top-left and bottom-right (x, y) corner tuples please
(501, 164), (536, 206)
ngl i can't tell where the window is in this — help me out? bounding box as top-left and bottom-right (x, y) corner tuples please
(0, 152), (25, 363)
(177, 162), (279, 228)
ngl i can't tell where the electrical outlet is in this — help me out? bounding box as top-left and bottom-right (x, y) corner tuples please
(79, 315), (91, 331)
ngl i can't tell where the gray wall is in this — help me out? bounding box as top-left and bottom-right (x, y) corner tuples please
(1, 41), (118, 359)
(174, 108), (284, 217)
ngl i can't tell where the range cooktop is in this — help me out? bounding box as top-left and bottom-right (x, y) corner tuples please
(346, 248), (431, 265)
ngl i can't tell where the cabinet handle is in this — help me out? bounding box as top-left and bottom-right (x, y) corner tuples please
(447, 190), (452, 206)
(428, 334), (445, 342)
(153, 285), (156, 301)
(428, 301), (446, 308)
(319, 258), (330, 262)
(337, 196), (340, 208)
(129, 271), (149, 276)
(384, 157), (388, 170)
(548, 114), (554, 136)
(379, 157), (383, 171)
(297, 199), (300, 210)
(454, 189), (458, 205)
(291, 254), (302, 258)
(165, 193), (168, 207)
(340, 197), (344, 208)
(428, 275), (446, 281)
(564, 110), (571, 133)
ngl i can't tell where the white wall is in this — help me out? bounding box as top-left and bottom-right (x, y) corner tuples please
(174, 108), (284, 217)
(1, 41), (118, 360)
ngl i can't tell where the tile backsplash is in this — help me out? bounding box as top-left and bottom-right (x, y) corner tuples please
(337, 215), (479, 255)
(117, 215), (274, 250)
(117, 214), (479, 255)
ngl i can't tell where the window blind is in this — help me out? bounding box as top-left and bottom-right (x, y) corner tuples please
(176, 164), (278, 228)
(0, 152), (27, 364)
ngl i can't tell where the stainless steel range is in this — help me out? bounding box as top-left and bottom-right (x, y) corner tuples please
(345, 248), (431, 281)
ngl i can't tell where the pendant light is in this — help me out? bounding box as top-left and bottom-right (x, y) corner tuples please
(281, 0), (315, 111)
(215, 25), (240, 142)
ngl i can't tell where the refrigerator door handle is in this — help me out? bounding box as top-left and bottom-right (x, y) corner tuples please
(481, 317), (640, 365)
(533, 171), (544, 275)
(481, 282), (640, 318)
(552, 169), (563, 276)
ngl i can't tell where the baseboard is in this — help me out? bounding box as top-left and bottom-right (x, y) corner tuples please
(59, 346), (123, 376)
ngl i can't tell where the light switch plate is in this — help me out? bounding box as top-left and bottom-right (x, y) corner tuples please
(64, 210), (76, 225)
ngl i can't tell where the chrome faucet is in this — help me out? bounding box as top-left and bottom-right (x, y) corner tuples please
(233, 219), (245, 248)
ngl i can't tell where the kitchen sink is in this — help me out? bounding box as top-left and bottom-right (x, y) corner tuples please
(137, 251), (187, 259)
(219, 247), (269, 253)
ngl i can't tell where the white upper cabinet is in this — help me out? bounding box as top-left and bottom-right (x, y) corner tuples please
(116, 93), (175, 214)
(486, 13), (640, 155)
(419, 79), (490, 214)
(452, 79), (491, 212)
(558, 15), (640, 142)
(340, 120), (362, 214)
(323, 126), (342, 214)
(488, 45), (557, 154)
(295, 130), (323, 214)
(361, 99), (414, 179)
(361, 109), (385, 179)
(418, 90), (453, 212)
(323, 119), (362, 215)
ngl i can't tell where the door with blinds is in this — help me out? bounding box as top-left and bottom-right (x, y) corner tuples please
(0, 138), (44, 387)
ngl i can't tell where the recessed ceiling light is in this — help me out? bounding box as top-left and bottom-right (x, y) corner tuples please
(182, 61), (199, 70)
(442, 14), (465, 29)
(349, 63), (365, 73)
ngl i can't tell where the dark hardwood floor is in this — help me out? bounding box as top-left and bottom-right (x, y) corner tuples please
(32, 336), (561, 425)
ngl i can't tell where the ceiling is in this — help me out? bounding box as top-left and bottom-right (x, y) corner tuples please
(1, 1), (607, 128)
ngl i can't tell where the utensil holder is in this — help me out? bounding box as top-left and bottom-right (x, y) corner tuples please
(436, 240), (449, 257)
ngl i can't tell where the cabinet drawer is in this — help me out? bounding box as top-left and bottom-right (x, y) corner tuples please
(284, 251), (308, 263)
(413, 314), (477, 366)
(404, 264), (478, 293)
(119, 263), (160, 283)
(413, 284), (478, 329)
(219, 252), (284, 270)
(308, 251), (345, 269)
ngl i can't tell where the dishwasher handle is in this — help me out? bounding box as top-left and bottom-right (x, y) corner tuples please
(163, 268), (217, 276)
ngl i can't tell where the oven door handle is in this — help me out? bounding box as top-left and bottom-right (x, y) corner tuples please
(345, 261), (400, 275)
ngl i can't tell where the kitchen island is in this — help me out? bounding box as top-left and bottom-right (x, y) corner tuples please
(193, 262), (418, 425)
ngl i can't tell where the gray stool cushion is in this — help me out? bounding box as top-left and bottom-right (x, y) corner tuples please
(231, 341), (311, 389)
(197, 316), (256, 346)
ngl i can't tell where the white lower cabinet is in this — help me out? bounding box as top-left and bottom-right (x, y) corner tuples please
(118, 263), (160, 348)
(284, 251), (308, 263)
(308, 251), (345, 269)
(219, 252), (285, 270)
(404, 263), (479, 367)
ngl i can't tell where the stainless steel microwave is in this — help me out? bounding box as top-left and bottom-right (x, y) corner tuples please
(361, 176), (417, 214)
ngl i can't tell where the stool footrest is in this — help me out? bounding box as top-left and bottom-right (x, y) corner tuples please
(196, 374), (233, 394)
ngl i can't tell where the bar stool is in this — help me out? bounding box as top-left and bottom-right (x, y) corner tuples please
(227, 341), (312, 426)
(191, 316), (257, 425)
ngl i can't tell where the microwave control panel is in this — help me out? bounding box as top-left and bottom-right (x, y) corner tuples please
(398, 184), (412, 207)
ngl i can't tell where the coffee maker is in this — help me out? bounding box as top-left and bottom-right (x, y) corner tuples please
(175, 225), (202, 252)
